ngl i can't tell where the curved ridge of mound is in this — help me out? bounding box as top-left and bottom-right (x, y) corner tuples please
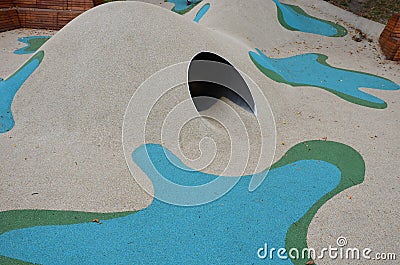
(0, 1), (279, 213)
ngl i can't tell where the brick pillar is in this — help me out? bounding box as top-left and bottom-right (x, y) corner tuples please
(379, 13), (400, 61)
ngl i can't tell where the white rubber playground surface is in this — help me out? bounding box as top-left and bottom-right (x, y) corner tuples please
(0, 0), (399, 264)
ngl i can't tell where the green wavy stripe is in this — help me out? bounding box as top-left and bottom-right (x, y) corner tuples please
(0, 140), (364, 264)
(15, 37), (50, 54)
(5, 51), (44, 81)
(24, 38), (49, 53)
(171, 1), (201, 15)
(0, 210), (135, 264)
(250, 53), (387, 109)
(272, 140), (365, 264)
(287, 4), (347, 37)
(276, 2), (347, 37)
(276, 3), (298, 31)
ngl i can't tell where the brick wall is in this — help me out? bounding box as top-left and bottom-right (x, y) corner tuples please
(0, 1), (14, 8)
(0, 8), (20, 31)
(379, 13), (400, 61)
(0, 0), (103, 32)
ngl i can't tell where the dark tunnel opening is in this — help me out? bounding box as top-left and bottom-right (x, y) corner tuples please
(188, 52), (256, 114)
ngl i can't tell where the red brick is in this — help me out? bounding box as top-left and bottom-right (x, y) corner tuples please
(0, 0), (101, 31)
(379, 13), (400, 61)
